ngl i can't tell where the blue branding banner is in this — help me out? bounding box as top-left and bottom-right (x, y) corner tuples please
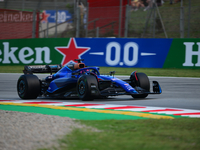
(76, 38), (173, 68)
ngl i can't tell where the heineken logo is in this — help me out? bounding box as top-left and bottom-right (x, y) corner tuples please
(183, 42), (200, 67)
(0, 11), (33, 23)
(0, 38), (90, 65)
(0, 42), (52, 64)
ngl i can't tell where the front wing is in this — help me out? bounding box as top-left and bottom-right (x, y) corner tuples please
(98, 81), (162, 96)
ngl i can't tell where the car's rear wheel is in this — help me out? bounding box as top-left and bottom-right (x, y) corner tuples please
(17, 75), (40, 99)
(77, 75), (99, 101)
(130, 72), (150, 98)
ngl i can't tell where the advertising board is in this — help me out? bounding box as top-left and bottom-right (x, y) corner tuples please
(41, 10), (72, 23)
(163, 39), (200, 68)
(0, 38), (199, 69)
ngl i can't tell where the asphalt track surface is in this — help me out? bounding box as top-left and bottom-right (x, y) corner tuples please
(0, 73), (200, 110)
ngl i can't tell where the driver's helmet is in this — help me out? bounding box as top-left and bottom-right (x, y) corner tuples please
(80, 70), (85, 74)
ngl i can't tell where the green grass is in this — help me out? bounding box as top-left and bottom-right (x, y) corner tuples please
(0, 65), (199, 77)
(0, 65), (25, 73)
(49, 118), (200, 150)
(99, 67), (200, 77)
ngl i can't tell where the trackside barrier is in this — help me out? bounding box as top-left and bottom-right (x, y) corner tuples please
(0, 38), (199, 69)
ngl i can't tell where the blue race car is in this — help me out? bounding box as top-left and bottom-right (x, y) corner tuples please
(17, 59), (162, 101)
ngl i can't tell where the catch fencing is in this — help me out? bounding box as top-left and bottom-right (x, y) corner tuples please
(0, 9), (40, 39)
(0, 0), (199, 39)
(39, 0), (200, 39)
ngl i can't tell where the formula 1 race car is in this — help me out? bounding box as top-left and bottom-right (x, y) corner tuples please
(17, 59), (162, 101)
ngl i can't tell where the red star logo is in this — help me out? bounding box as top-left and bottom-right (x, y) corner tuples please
(41, 10), (50, 23)
(55, 38), (90, 66)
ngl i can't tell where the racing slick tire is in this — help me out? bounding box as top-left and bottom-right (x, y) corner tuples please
(131, 72), (150, 98)
(77, 75), (99, 101)
(17, 75), (40, 99)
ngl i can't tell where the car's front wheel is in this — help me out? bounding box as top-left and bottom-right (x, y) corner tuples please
(17, 75), (40, 99)
(130, 72), (150, 98)
(77, 75), (99, 101)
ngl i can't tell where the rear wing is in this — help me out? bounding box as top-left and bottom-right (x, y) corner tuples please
(23, 64), (62, 75)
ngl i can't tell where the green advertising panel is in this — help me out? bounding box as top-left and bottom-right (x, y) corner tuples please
(163, 39), (200, 69)
(0, 38), (70, 65)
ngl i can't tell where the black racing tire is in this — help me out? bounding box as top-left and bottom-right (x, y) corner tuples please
(77, 75), (98, 101)
(17, 75), (40, 99)
(131, 72), (150, 98)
